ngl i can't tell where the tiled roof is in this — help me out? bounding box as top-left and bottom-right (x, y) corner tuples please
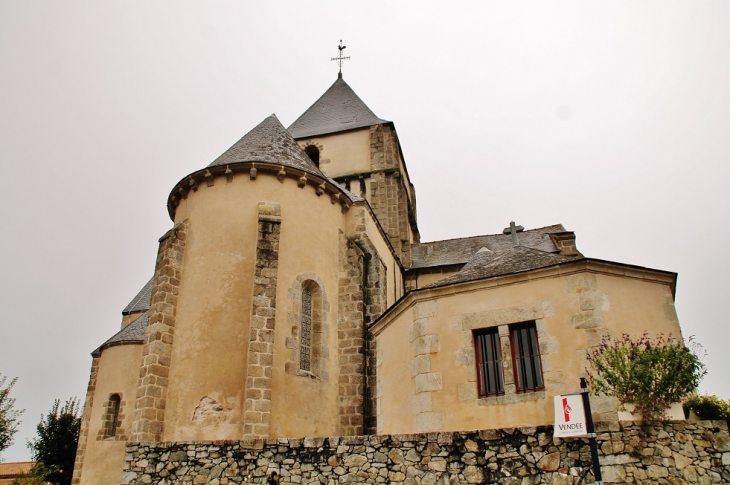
(288, 76), (388, 139)
(209, 114), (323, 176)
(93, 312), (148, 356)
(0, 462), (34, 479)
(122, 278), (153, 314)
(425, 246), (583, 288)
(410, 224), (567, 269)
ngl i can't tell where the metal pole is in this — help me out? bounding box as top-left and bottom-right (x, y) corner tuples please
(580, 372), (603, 484)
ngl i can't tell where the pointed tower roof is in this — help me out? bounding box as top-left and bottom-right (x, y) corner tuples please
(209, 114), (322, 177)
(288, 76), (388, 139)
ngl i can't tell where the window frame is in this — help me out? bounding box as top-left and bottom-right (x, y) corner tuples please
(473, 328), (505, 397)
(509, 322), (544, 393)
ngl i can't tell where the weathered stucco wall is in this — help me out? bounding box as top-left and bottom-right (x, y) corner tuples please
(166, 175), (349, 441)
(121, 420), (730, 485)
(375, 266), (681, 434)
(78, 344), (142, 485)
(147, 171), (399, 443)
(296, 129), (371, 179)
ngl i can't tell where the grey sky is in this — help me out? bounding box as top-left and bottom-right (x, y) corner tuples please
(1, 1), (728, 462)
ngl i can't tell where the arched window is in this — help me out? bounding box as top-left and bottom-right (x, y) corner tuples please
(286, 275), (329, 380)
(300, 287), (313, 371)
(109, 394), (121, 437)
(304, 145), (320, 167)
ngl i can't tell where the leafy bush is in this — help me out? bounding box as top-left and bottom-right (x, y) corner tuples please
(683, 395), (730, 421)
(586, 332), (706, 424)
(0, 374), (24, 457)
(28, 398), (81, 485)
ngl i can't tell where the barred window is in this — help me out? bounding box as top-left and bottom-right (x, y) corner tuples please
(510, 323), (544, 393)
(299, 287), (312, 371)
(474, 329), (504, 397)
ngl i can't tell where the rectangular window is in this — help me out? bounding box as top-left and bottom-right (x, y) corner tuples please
(510, 323), (544, 393)
(473, 329), (504, 397)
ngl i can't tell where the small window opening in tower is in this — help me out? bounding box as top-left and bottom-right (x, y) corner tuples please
(109, 394), (121, 437)
(305, 145), (320, 167)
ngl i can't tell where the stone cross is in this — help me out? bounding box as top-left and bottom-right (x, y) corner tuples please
(331, 40), (350, 77)
(503, 221), (524, 247)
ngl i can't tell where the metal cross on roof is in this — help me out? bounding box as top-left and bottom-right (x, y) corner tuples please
(503, 221), (525, 247)
(331, 39), (350, 77)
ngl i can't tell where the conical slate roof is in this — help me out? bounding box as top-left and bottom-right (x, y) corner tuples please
(122, 277), (152, 315)
(209, 114), (322, 177)
(93, 312), (148, 356)
(288, 76), (388, 139)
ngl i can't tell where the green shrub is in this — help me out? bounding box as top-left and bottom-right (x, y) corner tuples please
(683, 395), (730, 421)
(586, 332), (706, 424)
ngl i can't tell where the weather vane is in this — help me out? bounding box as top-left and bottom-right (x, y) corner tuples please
(331, 40), (350, 77)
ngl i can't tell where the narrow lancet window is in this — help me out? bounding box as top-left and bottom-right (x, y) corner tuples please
(300, 288), (312, 371)
(109, 394), (121, 437)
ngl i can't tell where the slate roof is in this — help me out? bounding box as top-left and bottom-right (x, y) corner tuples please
(93, 312), (148, 356)
(203, 114), (363, 204)
(425, 246), (583, 288)
(410, 224), (568, 269)
(288, 76), (388, 139)
(209, 114), (324, 176)
(122, 278), (153, 314)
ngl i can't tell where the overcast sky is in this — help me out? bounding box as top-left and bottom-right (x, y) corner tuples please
(1, 1), (729, 462)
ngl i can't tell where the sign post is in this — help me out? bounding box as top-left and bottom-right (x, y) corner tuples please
(553, 373), (603, 484)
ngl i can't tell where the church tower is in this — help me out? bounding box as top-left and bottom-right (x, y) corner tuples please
(288, 74), (420, 266)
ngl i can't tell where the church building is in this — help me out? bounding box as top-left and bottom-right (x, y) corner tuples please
(72, 72), (682, 484)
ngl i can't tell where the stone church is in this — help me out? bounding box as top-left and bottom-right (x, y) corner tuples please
(72, 73), (682, 484)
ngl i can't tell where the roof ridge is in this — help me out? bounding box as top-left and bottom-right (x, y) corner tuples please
(413, 224), (566, 247)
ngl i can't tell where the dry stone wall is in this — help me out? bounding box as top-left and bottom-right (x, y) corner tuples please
(122, 420), (729, 485)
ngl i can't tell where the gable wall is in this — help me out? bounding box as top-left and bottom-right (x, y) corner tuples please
(375, 269), (680, 435)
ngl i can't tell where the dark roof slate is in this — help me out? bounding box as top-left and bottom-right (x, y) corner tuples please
(288, 76), (388, 139)
(209, 114), (323, 177)
(122, 278), (153, 314)
(425, 246), (583, 288)
(210, 114), (364, 204)
(94, 312), (148, 355)
(410, 224), (567, 269)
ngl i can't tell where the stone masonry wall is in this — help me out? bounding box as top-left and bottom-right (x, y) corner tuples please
(368, 124), (413, 266)
(122, 420), (729, 485)
(337, 210), (390, 436)
(71, 356), (99, 485)
(131, 220), (189, 442)
(244, 203), (282, 439)
(337, 232), (366, 437)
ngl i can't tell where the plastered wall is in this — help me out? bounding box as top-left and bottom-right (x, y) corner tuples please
(375, 267), (682, 434)
(159, 171), (398, 442)
(78, 344), (142, 485)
